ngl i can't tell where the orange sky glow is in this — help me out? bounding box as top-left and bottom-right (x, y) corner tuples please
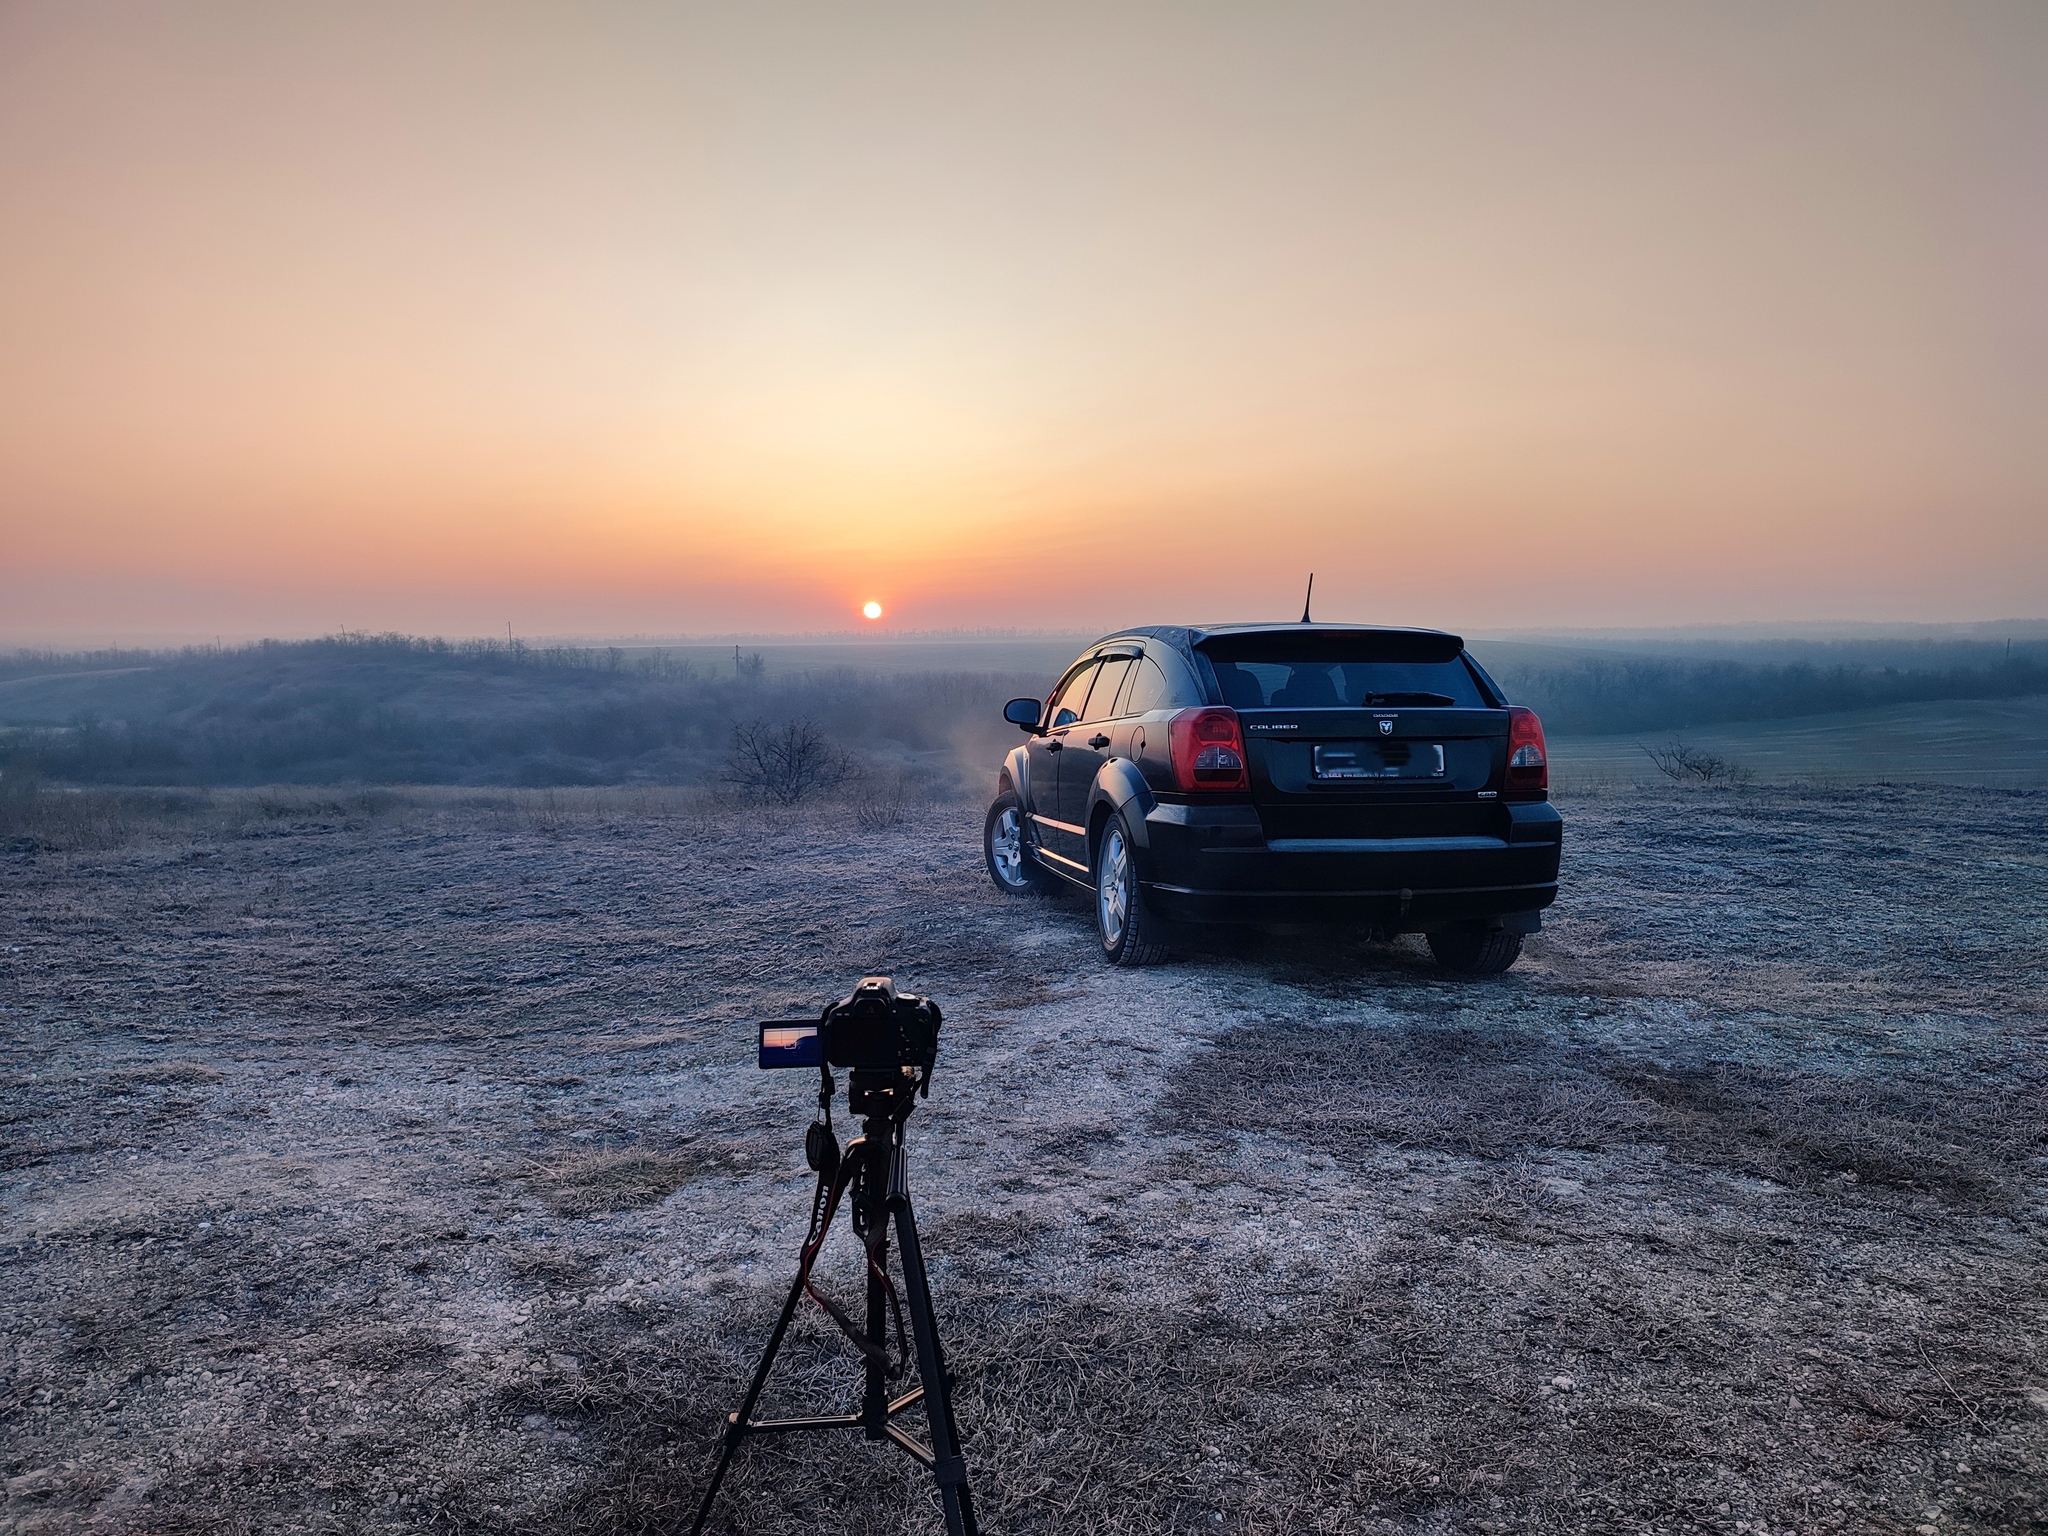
(2, 2), (2043, 643)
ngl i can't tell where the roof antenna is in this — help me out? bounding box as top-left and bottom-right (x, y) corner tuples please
(1300, 573), (1314, 624)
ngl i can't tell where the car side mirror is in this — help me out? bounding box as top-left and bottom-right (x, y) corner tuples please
(1004, 697), (1044, 732)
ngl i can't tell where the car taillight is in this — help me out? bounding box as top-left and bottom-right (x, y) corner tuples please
(1169, 707), (1249, 792)
(1505, 705), (1548, 794)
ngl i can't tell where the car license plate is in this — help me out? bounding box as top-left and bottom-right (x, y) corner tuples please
(1313, 742), (1446, 780)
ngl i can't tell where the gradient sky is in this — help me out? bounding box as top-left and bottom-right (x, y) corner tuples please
(3, 1), (2043, 642)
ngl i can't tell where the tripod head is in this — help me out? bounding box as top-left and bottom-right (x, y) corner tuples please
(846, 1064), (923, 1122)
(801, 1062), (921, 1186)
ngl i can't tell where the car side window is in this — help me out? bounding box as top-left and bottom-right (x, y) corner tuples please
(1120, 657), (1173, 715)
(1047, 663), (1098, 729)
(1107, 657), (1142, 717)
(1082, 658), (1135, 722)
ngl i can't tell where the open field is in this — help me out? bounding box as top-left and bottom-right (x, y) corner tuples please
(1552, 695), (2048, 790)
(3, 782), (2045, 1535)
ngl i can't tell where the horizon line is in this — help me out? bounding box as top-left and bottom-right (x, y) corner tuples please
(7, 614), (2048, 658)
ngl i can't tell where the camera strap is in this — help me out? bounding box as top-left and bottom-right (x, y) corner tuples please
(793, 1152), (907, 1378)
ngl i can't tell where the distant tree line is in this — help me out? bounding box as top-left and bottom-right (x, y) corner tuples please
(1484, 651), (2048, 737)
(0, 632), (706, 684)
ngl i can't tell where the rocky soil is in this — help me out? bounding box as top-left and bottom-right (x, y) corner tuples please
(2, 782), (2045, 1535)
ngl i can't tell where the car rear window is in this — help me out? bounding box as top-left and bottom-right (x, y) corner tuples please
(1201, 635), (1488, 709)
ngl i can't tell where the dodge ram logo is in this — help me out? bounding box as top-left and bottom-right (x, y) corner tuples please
(1378, 718), (1395, 735)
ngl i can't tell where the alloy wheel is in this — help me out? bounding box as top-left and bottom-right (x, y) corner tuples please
(991, 806), (1026, 887)
(1098, 825), (1129, 948)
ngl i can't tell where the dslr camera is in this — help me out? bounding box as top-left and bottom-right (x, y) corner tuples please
(757, 975), (941, 1074)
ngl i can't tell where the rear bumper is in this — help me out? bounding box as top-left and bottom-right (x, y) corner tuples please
(1141, 879), (1557, 929)
(1137, 799), (1561, 931)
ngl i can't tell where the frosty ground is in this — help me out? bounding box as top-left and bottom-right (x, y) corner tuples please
(2, 783), (2045, 1535)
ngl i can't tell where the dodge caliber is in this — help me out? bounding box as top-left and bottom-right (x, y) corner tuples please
(982, 624), (1562, 972)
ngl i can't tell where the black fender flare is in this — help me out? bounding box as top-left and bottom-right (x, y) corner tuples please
(1001, 744), (1035, 809)
(1086, 758), (1156, 862)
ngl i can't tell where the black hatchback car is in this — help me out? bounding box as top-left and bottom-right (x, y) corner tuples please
(982, 624), (1562, 972)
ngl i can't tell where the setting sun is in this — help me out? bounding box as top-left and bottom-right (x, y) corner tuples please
(862, 601), (883, 621)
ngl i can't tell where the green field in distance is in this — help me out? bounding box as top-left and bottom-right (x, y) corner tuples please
(1551, 693), (2048, 788)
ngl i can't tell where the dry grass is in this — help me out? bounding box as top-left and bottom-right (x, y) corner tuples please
(0, 782), (782, 856)
(532, 1150), (715, 1219)
(1163, 1022), (1663, 1160)
(1165, 1021), (2047, 1210)
(2, 782), (2043, 1535)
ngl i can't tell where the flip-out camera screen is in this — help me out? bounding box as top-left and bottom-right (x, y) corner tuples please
(758, 1022), (823, 1068)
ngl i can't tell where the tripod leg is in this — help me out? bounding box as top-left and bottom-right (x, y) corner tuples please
(860, 1122), (892, 1439)
(891, 1181), (980, 1536)
(863, 1215), (890, 1437)
(689, 1263), (808, 1536)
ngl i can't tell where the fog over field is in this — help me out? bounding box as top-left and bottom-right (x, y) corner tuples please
(2, 627), (2043, 797)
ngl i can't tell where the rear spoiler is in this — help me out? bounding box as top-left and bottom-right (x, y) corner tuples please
(1195, 628), (1465, 664)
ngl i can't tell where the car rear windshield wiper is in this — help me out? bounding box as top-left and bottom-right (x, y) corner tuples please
(1359, 691), (1458, 707)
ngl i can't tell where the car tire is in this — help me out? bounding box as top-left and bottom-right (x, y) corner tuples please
(1094, 810), (1169, 966)
(1426, 923), (1524, 976)
(984, 791), (1057, 895)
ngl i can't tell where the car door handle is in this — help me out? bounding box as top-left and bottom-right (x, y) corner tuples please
(1087, 734), (1111, 749)
(1045, 739), (1062, 752)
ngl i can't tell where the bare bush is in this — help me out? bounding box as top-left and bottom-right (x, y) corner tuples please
(854, 788), (905, 831)
(854, 770), (927, 831)
(1638, 734), (1753, 785)
(722, 718), (857, 805)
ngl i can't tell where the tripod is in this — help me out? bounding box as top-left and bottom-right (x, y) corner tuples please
(689, 1069), (979, 1536)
